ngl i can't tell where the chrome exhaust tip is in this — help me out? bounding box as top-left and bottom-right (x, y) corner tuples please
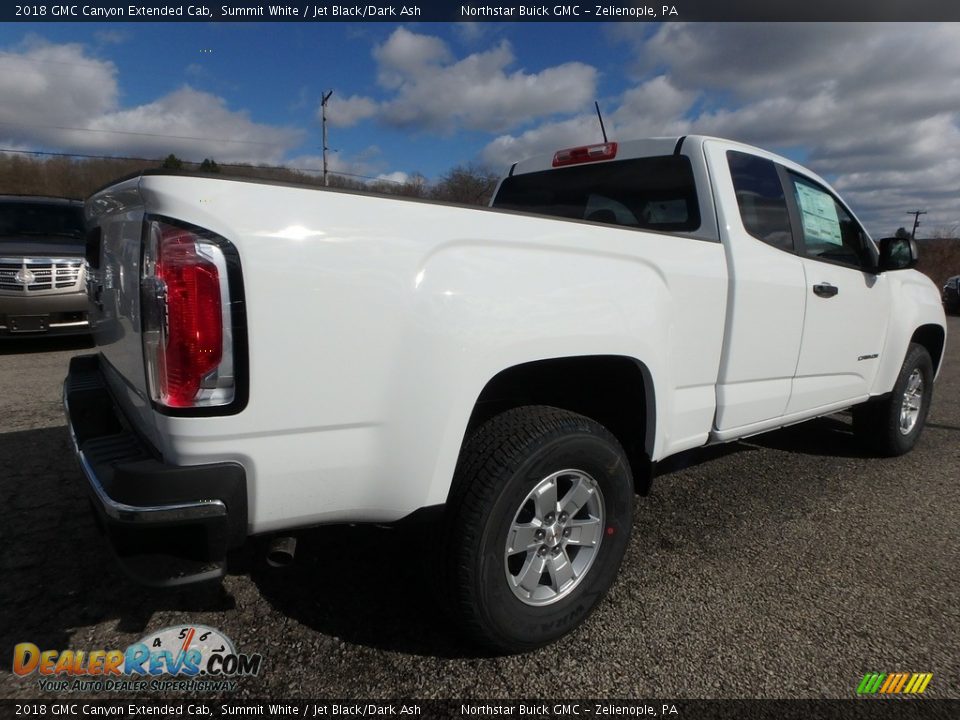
(266, 536), (297, 568)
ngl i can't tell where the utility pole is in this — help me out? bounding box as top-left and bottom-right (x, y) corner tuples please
(906, 210), (927, 239)
(321, 90), (334, 186)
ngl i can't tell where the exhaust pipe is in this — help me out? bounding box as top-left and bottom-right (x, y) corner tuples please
(266, 536), (297, 568)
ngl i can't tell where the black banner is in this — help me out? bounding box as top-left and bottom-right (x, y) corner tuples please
(5, 0), (960, 23)
(1, 700), (959, 720)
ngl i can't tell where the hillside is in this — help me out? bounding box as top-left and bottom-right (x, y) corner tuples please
(915, 238), (960, 289)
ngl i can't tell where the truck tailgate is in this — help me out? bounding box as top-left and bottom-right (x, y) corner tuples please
(85, 177), (161, 450)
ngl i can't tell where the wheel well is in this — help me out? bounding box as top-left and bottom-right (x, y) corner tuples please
(465, 356), (655, 494)
(911, 324), (945, 375)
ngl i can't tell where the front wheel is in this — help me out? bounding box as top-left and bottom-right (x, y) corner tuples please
(853, 343), (933, 456)
(445, 406), (634, 653)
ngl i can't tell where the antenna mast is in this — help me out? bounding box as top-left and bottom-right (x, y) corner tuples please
(595, 101), (608, 143)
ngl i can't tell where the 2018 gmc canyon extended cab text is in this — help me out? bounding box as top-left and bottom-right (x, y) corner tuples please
(65, 136), (946, 652)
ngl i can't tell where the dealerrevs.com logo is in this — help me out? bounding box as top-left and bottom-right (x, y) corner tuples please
(13, 625), (262, 693)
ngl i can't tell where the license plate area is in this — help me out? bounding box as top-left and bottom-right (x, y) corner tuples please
(9, 315), (48, 333)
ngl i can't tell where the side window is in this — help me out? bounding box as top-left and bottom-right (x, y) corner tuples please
(789, 173), (871, 270)
(727, 151), (793, 252)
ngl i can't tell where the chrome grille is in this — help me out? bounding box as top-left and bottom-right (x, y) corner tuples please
(0, 258), (84, 295)
(56, 263), (81, 288)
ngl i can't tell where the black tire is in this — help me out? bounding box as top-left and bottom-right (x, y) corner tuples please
(853, 343), (933, 457)
(445, 405), (634, 653)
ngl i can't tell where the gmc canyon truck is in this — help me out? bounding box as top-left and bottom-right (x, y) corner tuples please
(65, 136), (946, 653)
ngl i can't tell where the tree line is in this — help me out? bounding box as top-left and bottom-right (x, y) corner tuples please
(1, 150), (955, 287)
(0, 152), (501, 206)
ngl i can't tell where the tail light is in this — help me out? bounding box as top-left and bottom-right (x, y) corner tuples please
(141, 219), (236, 409)
(552, 142), (618, 167)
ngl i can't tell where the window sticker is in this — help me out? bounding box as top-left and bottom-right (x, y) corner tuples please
(795, 182), (842, 245)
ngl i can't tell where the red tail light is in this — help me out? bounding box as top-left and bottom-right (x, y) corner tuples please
(552, 142), (618, 167)
(142, 220), (235, 409)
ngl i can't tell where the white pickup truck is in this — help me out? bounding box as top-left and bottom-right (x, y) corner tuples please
(66, 136), (946, 652)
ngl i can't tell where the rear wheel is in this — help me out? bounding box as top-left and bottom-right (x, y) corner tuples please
(853, 343), (933, 456)
(445, 406), (634, 653)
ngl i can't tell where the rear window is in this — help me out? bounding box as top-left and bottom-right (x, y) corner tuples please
(0, 202), (85, 240)
(492, 155), (701, 233)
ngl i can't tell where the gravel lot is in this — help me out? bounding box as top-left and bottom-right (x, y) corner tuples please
(1, 320), (957, 700)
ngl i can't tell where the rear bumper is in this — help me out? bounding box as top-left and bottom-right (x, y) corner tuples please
(0, 290), (89, 336)
(63, 354), (247, 586)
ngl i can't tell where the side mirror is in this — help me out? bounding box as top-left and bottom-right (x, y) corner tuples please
(877, 237), (918, 271)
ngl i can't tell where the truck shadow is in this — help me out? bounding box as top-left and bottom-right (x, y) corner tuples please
(696, 408), (958, 458)
(0, 413), (886, 665)
(0, 335), (94, 356)
(0, 426), (235, 675)
(651, 414), (869, 476)
(244, 524), (473, 658)
(743, 414), (874, 458)
(0, 425), (467, 665)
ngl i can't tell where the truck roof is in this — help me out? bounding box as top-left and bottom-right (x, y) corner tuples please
(509, 137), (684, 176)
(506, 135), (840, 211)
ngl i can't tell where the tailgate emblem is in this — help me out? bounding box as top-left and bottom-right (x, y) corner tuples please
(14, 268), (36, 284)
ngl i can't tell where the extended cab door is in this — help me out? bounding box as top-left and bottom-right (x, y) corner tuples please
(703, 141), (808, 433)
(782, 172), (891, 413)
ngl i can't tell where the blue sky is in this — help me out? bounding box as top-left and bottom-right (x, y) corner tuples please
(1, 22), (959, 237)
(0, 23), (640, 178)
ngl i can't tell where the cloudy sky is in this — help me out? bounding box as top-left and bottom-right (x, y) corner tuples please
(1, 21), (958, 236)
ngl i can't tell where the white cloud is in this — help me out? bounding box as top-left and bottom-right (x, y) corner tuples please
(608, 75), (697, 135)
(287, 145), (393, 181)
(371, 28), (597, 134)
(453, 22), (488, 45)
(481, 76), (694, 171)
(0, 38), (302, 164)
(313, 28), (598, 135)
(375, 171), (409, 184)
(94, 30), (128, 45)
(374, 27), (452, 90)
(486, 23), (960, 236)
(324, 94), (378, 128)
(0, 38), (119, 142)
(86, 87), (303, 163)
(483, 115), (607, 172)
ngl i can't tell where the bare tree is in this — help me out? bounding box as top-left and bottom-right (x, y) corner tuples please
(430, 164), (500, 205)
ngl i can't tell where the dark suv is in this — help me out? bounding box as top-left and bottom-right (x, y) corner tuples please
(944, 275), (960, 315)
(0, 195), (89, 337)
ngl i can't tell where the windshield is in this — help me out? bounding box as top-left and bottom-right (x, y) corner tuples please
(492, 155), (701, 233)
(0, 202), (85, 240)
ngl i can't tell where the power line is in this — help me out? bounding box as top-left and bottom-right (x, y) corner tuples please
(0, 146), (405, 185)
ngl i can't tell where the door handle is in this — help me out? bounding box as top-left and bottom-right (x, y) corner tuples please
(813, 283), (838, 298)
